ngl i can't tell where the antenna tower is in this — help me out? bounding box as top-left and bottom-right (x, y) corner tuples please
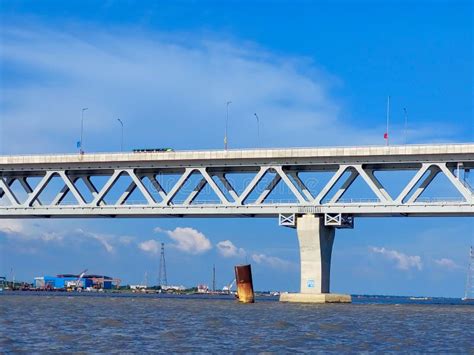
(158, 243), (168, 288)
(212, 264), (216, 292)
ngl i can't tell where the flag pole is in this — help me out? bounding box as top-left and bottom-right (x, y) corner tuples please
(386, 96), (390, 146)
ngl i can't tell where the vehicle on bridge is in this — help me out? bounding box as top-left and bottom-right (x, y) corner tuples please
(132, 148), (174, 153)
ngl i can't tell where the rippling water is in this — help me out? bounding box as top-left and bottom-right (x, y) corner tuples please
(1, 292), (473, 352)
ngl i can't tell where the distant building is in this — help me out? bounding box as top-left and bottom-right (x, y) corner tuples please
(34, 274), (120, 290)
(0, 276), (7, 289)
(162, 285), (186, 291)
(197, 284), (209, 293)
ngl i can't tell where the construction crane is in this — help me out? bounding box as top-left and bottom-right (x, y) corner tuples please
(67, 269), (88, 291)
(222, 279), (236, 294)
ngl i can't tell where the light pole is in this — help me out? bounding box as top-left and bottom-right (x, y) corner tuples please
(385, 96), (390, 146)
(80, 108), (88, 154)
(403, 108), (408, 145)
(117, 118), (124, 151)
(253, 113), (260, 147)
(224, 101), (232, 150)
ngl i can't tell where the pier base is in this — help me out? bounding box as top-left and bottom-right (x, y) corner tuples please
(280, 214), (351, 304)
(279, 293), (352, 303)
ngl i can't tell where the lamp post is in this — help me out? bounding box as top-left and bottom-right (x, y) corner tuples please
(224, 101), (232, 150)
(403, 108), (408, 145)
(253, 113), (260, 147)
(80, 108), (88, 154)
(385, 96), (390, 147)
(117, 118), (124, 151)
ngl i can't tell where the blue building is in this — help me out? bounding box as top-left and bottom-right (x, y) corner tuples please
(34, 274), (118, 289)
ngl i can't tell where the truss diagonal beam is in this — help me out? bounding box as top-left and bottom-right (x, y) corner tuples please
(183, 177), (207, 205)
(215, 173), (239, 202)
(329, 169), (358, 203)
(144, 174), (167, 201)
(117, 182), (137, 205)
(288, 172), (314, 202)
(353, 165), (392, 203)
(0, 178), (14, 199)
(237, 167), (269, 205)
(395, 164), (430, 203)
(273, 166), (307, 203)
(51, 185), (70, 206)
(365, 169), (393, 202)
(197, 168), (230, 205)
(406, 165), (439, 203)
(0, 178), (19, 206)
(255, 174), (281, 204)
(18, 177), (42, 206)
(51, 177), (80, 206)
(314, 166), (349, 204)
(92, 170), (122, 206)
(25, 171), (54, 207)
(57, 172), (85, 205)
(437, 163), (473, 202)
(126, 170), (156, 205)
(162, 168), (194, 206)
(82, 177), (105, 206)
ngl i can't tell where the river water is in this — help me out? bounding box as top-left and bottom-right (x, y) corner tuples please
(1, 293), (473, 352)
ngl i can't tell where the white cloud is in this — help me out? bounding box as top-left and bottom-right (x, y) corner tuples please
(165, 227), (212, 254)
(0, 220), (25, 235)
(434, 258), (460, 270)
(138, 239), (160, 255)
(370, 247), (423, 271)
(0, 24), (460, 156)
(91, 234), (114, 253)
(0, 220), (64, 242)
(216, 240), (246, 258)
(75, 229), (115, 253)
(251, 253), (293, 270)
(0, 219), (132, 255)
(39, 231), (63, 242)
(119, 235), (135, 245)
(0, 25), (342, 155)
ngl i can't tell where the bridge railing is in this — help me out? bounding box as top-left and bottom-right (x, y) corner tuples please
(53, 197), (468, 206)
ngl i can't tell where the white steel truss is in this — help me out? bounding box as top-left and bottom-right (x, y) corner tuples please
(0, 147), (473, 218)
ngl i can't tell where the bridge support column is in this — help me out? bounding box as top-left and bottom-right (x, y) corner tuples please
(280, 214), (351, 304)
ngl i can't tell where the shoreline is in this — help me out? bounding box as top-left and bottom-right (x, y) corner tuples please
(1, 290), (473, 306)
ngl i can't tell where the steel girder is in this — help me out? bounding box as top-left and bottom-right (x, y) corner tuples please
(0, 150), (473, 218)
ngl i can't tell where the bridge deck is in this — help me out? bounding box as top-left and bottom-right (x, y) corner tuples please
(1, 143), (473, 167)
(1, 144), (473, 218)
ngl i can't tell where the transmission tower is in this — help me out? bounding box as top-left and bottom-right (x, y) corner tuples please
(463, 246), (474, 300)
(212, 264), (216, 292)
(158, 242), (168, 288)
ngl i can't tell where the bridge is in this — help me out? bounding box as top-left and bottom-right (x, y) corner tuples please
(1, 143), (473, 302)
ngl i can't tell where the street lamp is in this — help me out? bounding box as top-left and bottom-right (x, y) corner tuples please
(117, 118), (124, 152)
(224, 101), (232, 150)
(403, 108), (408, 145)
(253, 113), (260, 147)
(80, 108), (88, 154)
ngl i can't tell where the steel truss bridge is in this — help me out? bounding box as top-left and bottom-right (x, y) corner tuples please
(0, 144), (472, 220)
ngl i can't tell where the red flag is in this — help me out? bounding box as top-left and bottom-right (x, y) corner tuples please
(384, 132), (388, 139)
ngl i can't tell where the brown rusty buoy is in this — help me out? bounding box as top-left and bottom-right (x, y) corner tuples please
(234, 264), (255, 303)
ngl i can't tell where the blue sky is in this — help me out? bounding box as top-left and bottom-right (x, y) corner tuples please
(0, 0), (473, 297)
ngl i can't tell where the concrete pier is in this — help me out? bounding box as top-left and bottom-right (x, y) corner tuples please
(280, 214), (352, 303)
(279, 293), (351, 303)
